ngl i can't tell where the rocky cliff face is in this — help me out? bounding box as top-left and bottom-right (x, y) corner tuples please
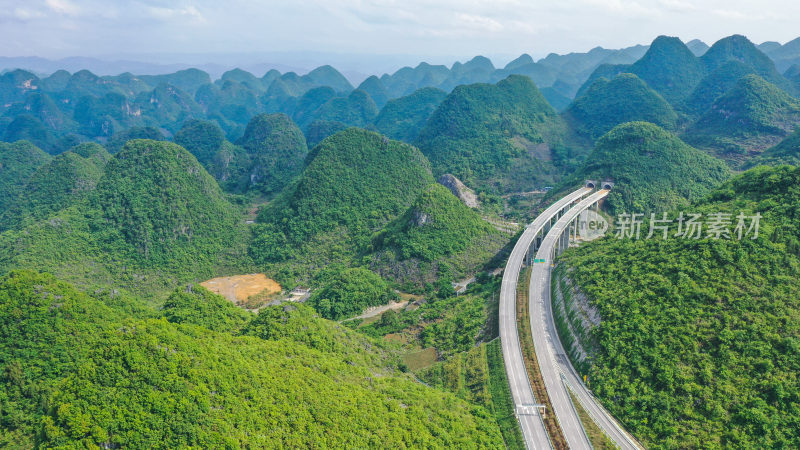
(437, 174), (479, 208)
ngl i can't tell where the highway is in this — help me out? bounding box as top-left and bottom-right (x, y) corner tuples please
(528, 189), (643, 450)
(499, 186), (592, 449)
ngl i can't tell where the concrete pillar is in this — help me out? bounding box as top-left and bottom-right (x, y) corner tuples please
(573, 216), (579, 242)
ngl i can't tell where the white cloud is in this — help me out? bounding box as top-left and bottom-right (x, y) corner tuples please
(146, 5), (204, 22)
(711, 9), (748, 20)
(657, 0), (697, 12)
(46, 0), (80, 16)
(11, 8), (46, 20)
(1, 0), (800, 69)
(454, 13), (504, 32)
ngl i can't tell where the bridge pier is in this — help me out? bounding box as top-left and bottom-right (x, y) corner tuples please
(553, 194), (607, 260)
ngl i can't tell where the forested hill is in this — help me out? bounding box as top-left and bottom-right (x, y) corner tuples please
(251, 128), (434, 277)
(0, 270), (504, 448)
(748, 127), (800, 166)
(2, 34), (798, 175)
(564, 73), (678, 141)
(415, 74), (567, 193)
(0, 46), (647, 154)
(684, 74), (800, 160)
(559, 165), (800, 447)
(565, 122), (730, 213)
(0, 139), (250, 299)
(367, 183), (507, 288)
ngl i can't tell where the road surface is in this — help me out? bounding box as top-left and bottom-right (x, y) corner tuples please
(529, 189), (642, 450)
(499, 187), (592, 449)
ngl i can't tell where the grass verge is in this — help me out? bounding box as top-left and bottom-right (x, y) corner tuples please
(517, 267), (568, 449)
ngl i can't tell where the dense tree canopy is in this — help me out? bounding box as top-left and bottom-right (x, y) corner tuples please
(560, 165), (800, 448)
(236, 113), (308, 198)
(306, 267), (397, 320)
(0, 271), (505, 448)
(565, 73), (678, 140)
(94, 139), (243, 267)
(0, 145), (109, 230)
(570, 122), (730, 213)
(251, 128), (433, 264)
(416, 75), (565, 193)
(684, 74), (800, 159)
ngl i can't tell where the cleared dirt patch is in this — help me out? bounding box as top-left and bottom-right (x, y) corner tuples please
(201, 273), (282, 309)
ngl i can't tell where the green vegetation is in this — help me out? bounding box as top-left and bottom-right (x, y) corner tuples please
(5, 37), (799, 447)
(357, 75), (390, 109)
(3, 115), (61, 154)
(0, 270), (504, 448)
(416, 75), (565, 193)
(700, 34), (795, 94)
(360, 277), (499, 358)
(173, 119), (250, 192)
(787, 64), (800, 92)
(243, 302), (398, 368)
(682, 61), (757, 116)
(106, 126), (165, 153)
(579, 34), (789, 113)
(626, 35), (707, 104)
(93, 140), (244, 268)
(307, 267), (398, 320)
(566, 73), (678, 140)
(303, 65), (354, 92)
(374, 184), (499, 262)
(560, 165), (800, 447)
(162, 284), (252, 333)
(0, 144), (109, 231)
(236, 113), (308, 198)
(485, 340), (526, 449)
(0, 140), (249, 300)
(0, 140), (52, 211)
(312, 89), (379, 128)
(567, 388), (616, 449)
(251, 128), (433, 274)
(747, 127), (800, 167)
(571, 122), (730, 213)
(304, 120), (349, 148)
(368, 184), (506, 288)
(418, 341), (525, 449)
(289, 86), (337, 129)
(684, 74), (800, 159)
(373, 87), (447, 143)
(173, 118), (226, 165)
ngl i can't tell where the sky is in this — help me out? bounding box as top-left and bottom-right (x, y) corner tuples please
(1, 0), (799, 74)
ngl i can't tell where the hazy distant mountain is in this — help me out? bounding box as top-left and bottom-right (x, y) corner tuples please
(686, 39), (710, 56)
(580, 34), (796, 108)
(760, 37), (800, 72)
(0, 56), (303, 80)
(2, 35), (798, 156)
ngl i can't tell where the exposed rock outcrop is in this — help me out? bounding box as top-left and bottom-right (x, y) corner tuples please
(437, 174), (479, 208)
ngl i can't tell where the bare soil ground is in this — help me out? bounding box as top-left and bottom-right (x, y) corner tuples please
(201, 273), (282, 309)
